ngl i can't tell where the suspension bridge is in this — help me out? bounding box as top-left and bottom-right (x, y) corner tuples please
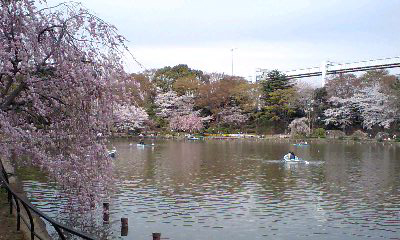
(256, 56), (400, 84)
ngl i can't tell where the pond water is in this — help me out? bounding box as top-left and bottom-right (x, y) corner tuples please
(20, 139), (400, 240)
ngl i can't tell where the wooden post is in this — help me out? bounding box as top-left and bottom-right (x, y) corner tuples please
(152, 233), (161, 240)
(103, 212), (109, 223)
(103, 202), (109, 212)
(121, 218), (128, 227)
(121, 218), (128, 236)
(102, 202), (110, 223)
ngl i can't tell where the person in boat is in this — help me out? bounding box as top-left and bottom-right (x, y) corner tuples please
(285, 152), (293, 160)
(285, 151), (296, 160)
(139, 139), (145, 145)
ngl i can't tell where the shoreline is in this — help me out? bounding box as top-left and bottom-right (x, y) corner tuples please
(111, 133), (400, 143)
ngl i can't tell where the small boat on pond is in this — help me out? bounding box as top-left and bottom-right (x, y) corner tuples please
(292, 142), (309, 146)
(108, 149), (117, 158)
(136, 143), (155, 147)
(187, 137), (201, 140)
(186, 134), (203, 140)
(283, 155), (309, 164)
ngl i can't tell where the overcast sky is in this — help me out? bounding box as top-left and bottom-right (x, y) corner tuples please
(47, 0), (400, 84)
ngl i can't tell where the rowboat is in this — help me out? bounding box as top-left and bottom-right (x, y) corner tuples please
(136, 143), (155, 147)
(108, 149), (117, 158)
(283, 155), (309, 164)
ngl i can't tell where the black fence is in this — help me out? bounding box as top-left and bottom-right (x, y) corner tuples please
(0, 160), (95, 240)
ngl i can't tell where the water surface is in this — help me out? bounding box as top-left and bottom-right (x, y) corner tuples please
(20, 139), (400, 239)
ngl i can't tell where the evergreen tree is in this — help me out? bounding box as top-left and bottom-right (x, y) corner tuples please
(313, 87), (329, 128)
(260, 70), (293, 98)
(258, 70), (296, 132)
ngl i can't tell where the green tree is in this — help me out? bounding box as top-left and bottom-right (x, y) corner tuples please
(260, 70), (294, 96)
(153, 64), (207, 92)
(312, 87), (329, 128)
(258, 70), (296, 132)
(263, 88), (297, 124)
(229, 78), (257, 112)
(172, 75), (201, 96)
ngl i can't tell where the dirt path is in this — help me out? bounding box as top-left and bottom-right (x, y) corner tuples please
(0, 188), (25, 240)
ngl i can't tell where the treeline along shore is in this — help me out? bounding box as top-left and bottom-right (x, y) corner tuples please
(113, 65), (400, 141)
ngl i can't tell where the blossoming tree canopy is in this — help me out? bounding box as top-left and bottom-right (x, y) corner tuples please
(323, 84), (396, 130)
(114, 104), (149, 132)
(0, 0), (129, 208)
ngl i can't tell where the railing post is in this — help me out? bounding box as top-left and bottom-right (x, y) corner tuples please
(1, 163), (10, 183)
(13, 195), (21, 231)
(21, 201), (35, 240)
(9, 190), (13, 215)
(121, 218), (128, 236)
(103, 202), (110, 223)
(103, 202), (109, 212)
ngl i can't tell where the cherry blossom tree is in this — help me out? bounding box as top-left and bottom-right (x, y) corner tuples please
(113, 104), (148, 132)
(288, 117), (310, 136)
(154, 90), (194, 118)
(218, 106), (248, 126)
(154, 90), (213, 132)
(0, 0), (129, 209)
(352, 84), (396, 129)
(169, 113), (203, 132)
(323, 96), (356, 130)
(324, 84), (397, 130)
(325, 73), (361, 98)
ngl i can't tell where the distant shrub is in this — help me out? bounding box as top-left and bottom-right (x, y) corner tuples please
(375, 132), (390, 141)
(313, 128), (326, 138)
(292, 133), (306, 139)
(326, 130), (346, 139)
(351, 130), (368, 140)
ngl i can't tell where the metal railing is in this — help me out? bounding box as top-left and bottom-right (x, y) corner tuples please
(0, 160), (95, 240)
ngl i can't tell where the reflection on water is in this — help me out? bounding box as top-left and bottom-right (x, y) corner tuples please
(20, 139), (400, 239)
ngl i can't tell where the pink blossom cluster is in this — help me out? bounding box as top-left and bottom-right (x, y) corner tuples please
(169, 114), (203, 133)
(154, 90), (194, 118)
(218, 106), (248, 126)
(352, 84), (396, 129)
(323, 97), (355, 128)
(324, 84), (396, 129)
(113, 104), (148, 131)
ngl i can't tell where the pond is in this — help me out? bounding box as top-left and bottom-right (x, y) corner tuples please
(19, 139), (400, 239)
